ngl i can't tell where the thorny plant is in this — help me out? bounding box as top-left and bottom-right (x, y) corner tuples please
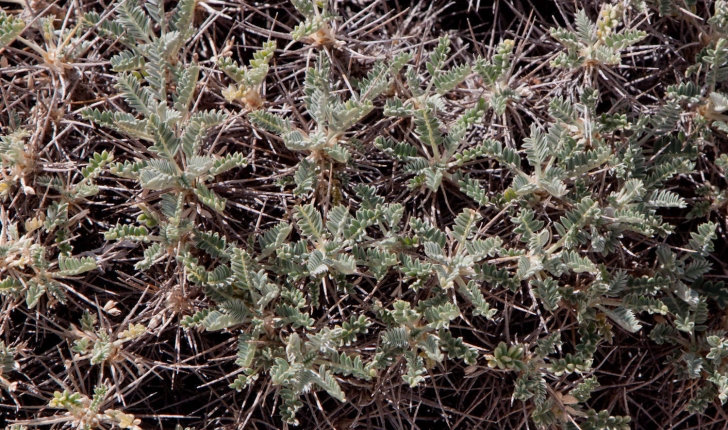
(48, 384), (141, 430)
(218, 41), (276, 110)
(0, 128), (35, 197)
(378, 35), (482, 194)
(0, 6), (95, 96)
(3, 0), (728, 429)
(289, 0), (342, 48)
(474, 38), (520, 116)
(0, 340), (18, 395)
(250, 51), (409, 199)
(70, 311), (147, 367)
(81, 0), (248, 269)
(550, 4), (647, 84)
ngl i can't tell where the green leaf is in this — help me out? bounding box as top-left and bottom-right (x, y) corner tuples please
(306, 250), (328, 276)
(234, 337), (257, 375)
(105, 224), (150, 241)
(314, 367), (346, 402)
(230, 248), (258, 290)
(0, 10), (25, 50)
(457, 139), (520, 170)
(531, 279), (561, 312)
(144, 35), (169, 97)
(328, 351), (372, 380)
(604, 29), (647, 51)
(459, 281), (497, 319)
(194, 231), (228, 259)
(574, 9), (595, 45)
(426, 36), (451, 78)
(82, 151), (114, 179)
(403, 350), (426, 387)
(474, 39), (514, 86)
(523, 124), (549, 168)
(147, 115), (180, 157)
(465, 237), (503, 260)
(603, 306), (641, 333)
(294, 203), (324, 242)
(358, 61), (390, 101)
(116, 73), (155, 116)
(194, 183), (227, 213)
(139, 159), (178, 190)
(110, 50), (145, 72)
(117, 0), (152, 43)
(200, 310), (239, 331)
(145, 0), (164, 23)
(169, 0), (195, 37)
(180, 120), (206, 158)
(458, 175), (491, 206)
(174, 63), (199, 113)
(259, 222), (292, 258)
(0, 277), (22, 295)
(279, 388), (303, 425)
(249, 110), (293, 135)
(422, 167), (443, 191)
(209, 153), (247, 176)
(688, 222), (717, 256)
(553, 198), (600, 250)
(561, 251), (598, 274)
(25, 283), (46, 308)
(433, 63), (471, 95)
(292, 159), (316, 196)
(452, 209), (482, 245)
(324, 143), (351, 163)
(56, 256), (97, 276)
(512, 209), (544, 244)
(135, 243), (164, 270)
(414, 108), (444, 155)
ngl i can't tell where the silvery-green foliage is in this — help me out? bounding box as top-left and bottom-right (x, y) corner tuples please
(69, 312), (146, 366)
(384, 78), (727, 423)
(137, 9), (728, 426)
(1, 9), (92, 72)
(250, 51), (407, 197)
(677, 3), (728, 220)
(0, 340), (17, 395)
(0, 205), (97, 309)
(0, 129), (111, 201)
(0, 121), (109, 309)
(3, 0), (720, 427)
(289, 0), (341, 47)
(475, 39), (518, 115)
(179, 188), (410, 423)
(371, 298), (477, 388)
(219, 41), (276, 108)
(550, 4), (647, 69)
(379, 35), (495, 193)
(82, 0), (247, 269)
(48, 383), (142, 429)
(0, 129), (34, 196)
(710, 0), (728, 33)
(0, 9), (24, 50)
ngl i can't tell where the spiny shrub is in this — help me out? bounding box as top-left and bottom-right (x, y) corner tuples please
(2, 0), (728, 429)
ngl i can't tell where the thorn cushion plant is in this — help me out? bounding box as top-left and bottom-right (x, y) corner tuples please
(81, 0), (248, 269)
(2, 0), (728, 429)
